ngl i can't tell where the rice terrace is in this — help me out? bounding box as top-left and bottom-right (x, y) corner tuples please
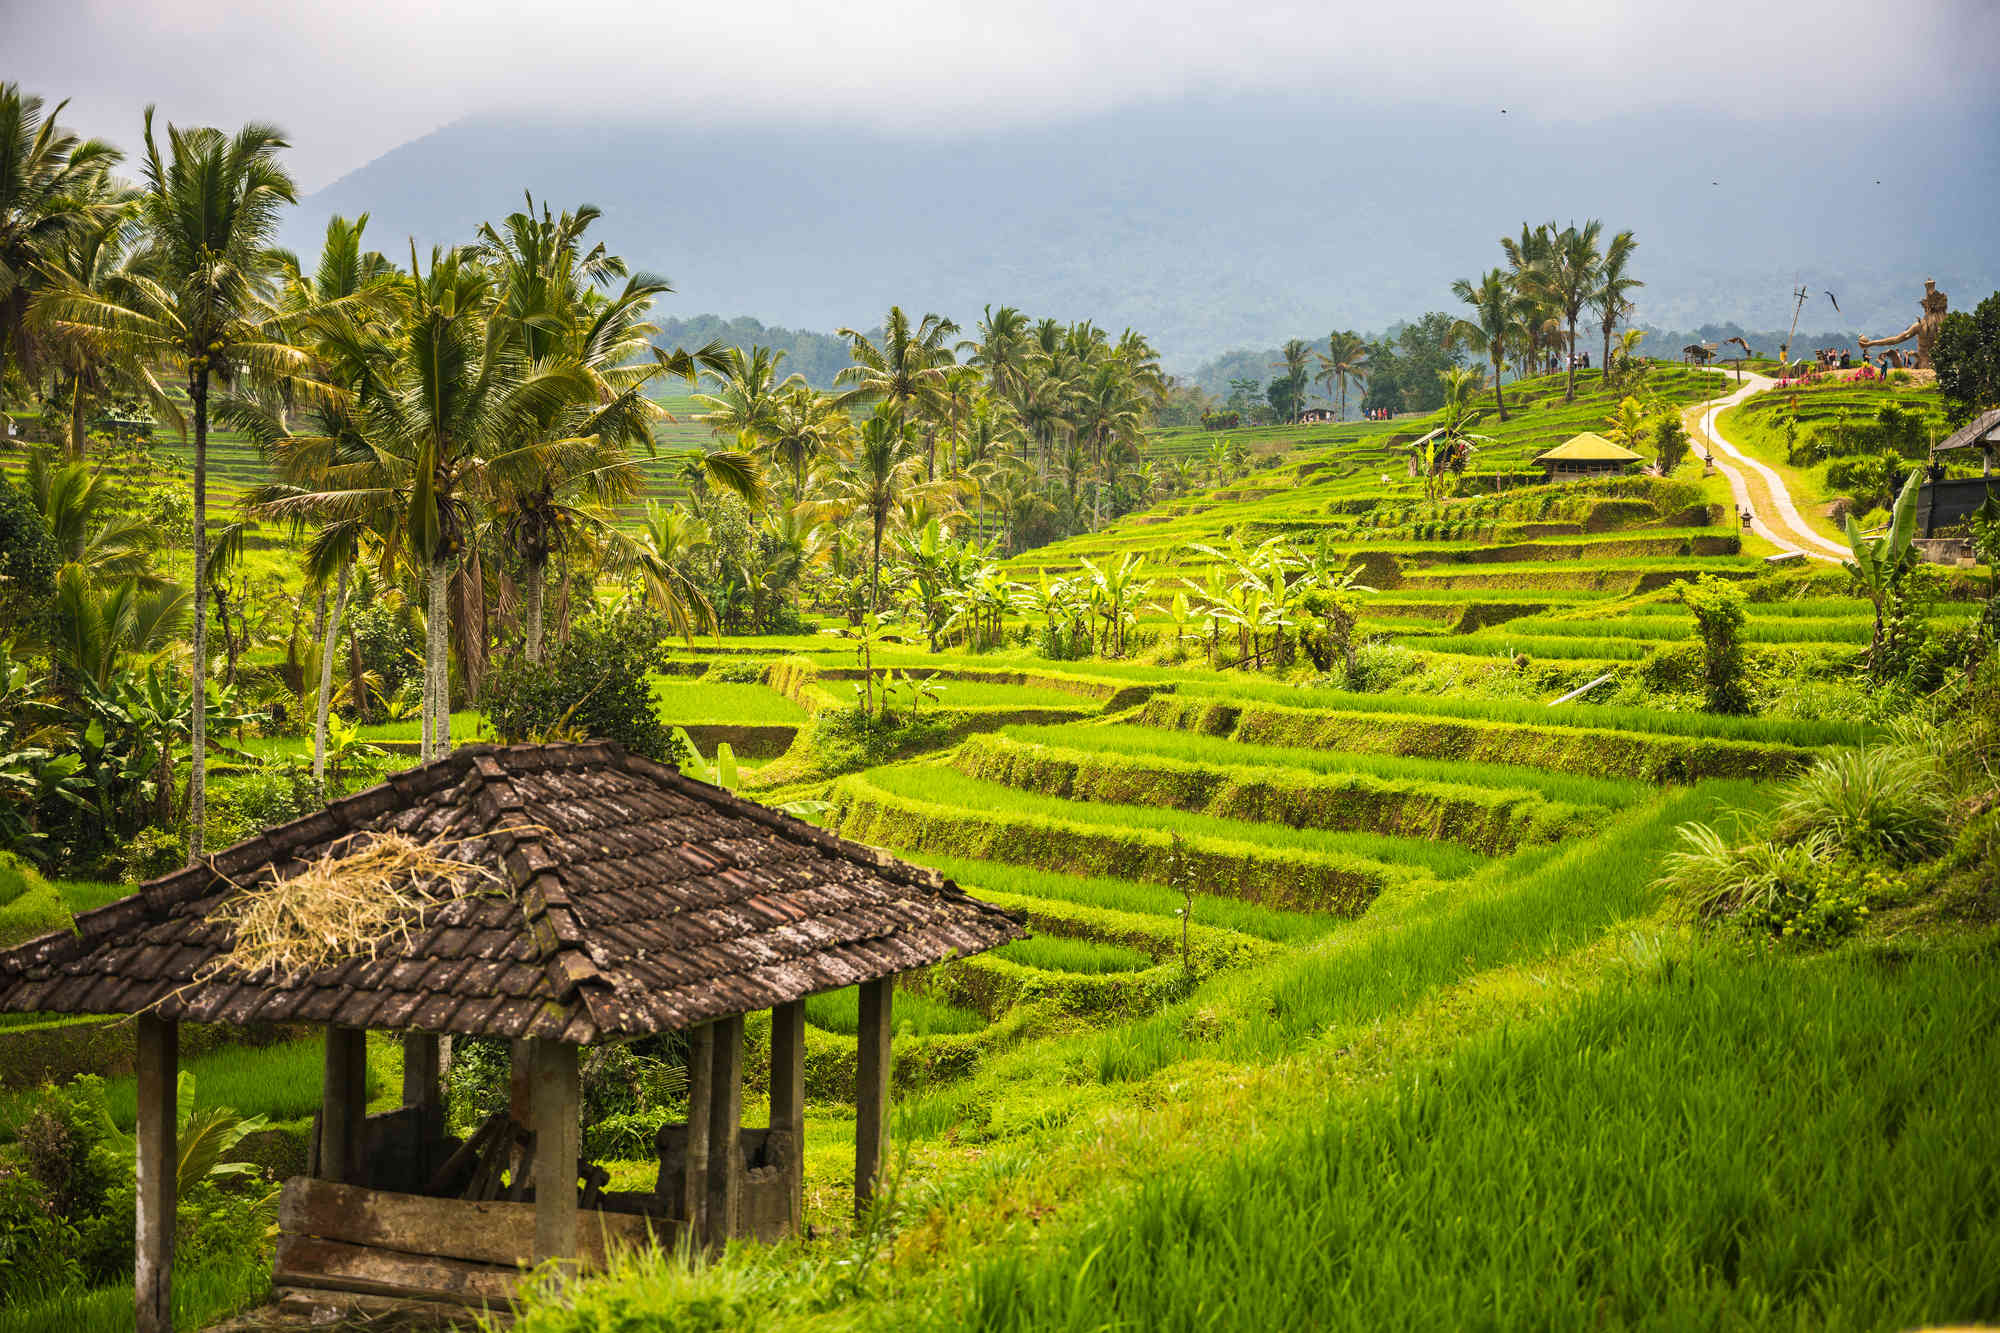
(1, 7), (1998, 1331)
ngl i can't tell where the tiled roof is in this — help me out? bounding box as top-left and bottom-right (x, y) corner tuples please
(1936, 407), (2000, 452)
(0, 743), (1023, 1042)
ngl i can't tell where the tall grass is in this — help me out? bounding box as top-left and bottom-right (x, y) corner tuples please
(648, 677), (807, 724)
(961, 945), (2000, 1332)
(1002, 723), (1647, 809)
(0, 1035), (374, 1139)
(804, 985), (986, 1036)
(1091, 781), (1764, 1081)
(1175, 679), (1875, 747)
(863, 765), (1486, 879)
(993, 936), (1154, 975)
(905, 852), (1342, 943)
(0, 1250), (269, 1333)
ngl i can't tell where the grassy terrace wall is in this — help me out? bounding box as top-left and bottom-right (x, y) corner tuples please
(953, 733), (1594, 855)
(1137, 695), (1819, 782)
(830, 770), (1404, 915)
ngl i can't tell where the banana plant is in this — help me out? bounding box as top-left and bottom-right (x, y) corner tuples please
(1843, 468), (1922, 670)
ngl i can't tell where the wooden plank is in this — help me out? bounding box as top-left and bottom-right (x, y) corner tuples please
(320, 1026), (367, 1183)
(683, 1022), (714, 1240)
(707, 1015), (744, 1243)
(278, 1178), (670, 1271)
(135, 1014), (177, 1333)
(855, 978), (893, 1216)
(274, 1233), (518, 1309)
(531, 1040), (580, 1263)
(769, 1000), (806, 1232)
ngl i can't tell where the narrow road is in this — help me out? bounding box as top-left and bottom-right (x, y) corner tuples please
(1683, 370), (1851, 563)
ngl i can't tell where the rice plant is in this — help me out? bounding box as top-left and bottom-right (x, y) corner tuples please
(993, 936), (1154, 974)
(804, 985), (986, 1036)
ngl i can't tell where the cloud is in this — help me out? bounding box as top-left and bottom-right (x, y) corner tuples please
(9, 0), (1993, 188)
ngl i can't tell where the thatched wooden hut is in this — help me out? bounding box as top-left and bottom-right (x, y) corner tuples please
(0, 741), (1023, 1328)
(1534, 431), (1645, 482)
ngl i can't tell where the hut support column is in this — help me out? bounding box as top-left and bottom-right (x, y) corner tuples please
(320, 1026), (367, 1184)
(402, 1033), (443, 1177)
(530, 1040), (580, 1265)
(706, 1015), (744, 1245)
(769, 1000), (806, 1232)
(683, 1023), (714, 1244)
(855, 978), (893, 1216)
(135, 1015), (177, 1333)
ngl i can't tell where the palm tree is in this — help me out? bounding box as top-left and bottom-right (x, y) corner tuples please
(31, 178), (147, 458)
(1593, 229), (1642, 385)
(959, 304), (1036, 406)
(37, 110), (310, 860)
(1270, 339), (1313, 422)
(1526, 219), (1604, 403)
(620, 502), (714, 638)
(0, 84), (123, 420)
(766, 384), (848, 505)
(690, 344), (804, 444)
(835, 306), (959, 430)
(1450, 269), (1522, 421)
(813, 406), (944, 616)
(1314, 330), (1369, 421)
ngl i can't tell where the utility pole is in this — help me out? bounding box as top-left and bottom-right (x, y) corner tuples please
(1779, 285), (1809, 372)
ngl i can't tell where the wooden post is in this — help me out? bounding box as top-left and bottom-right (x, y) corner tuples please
(508, 1038), (535, 1123)
(769, 1000), (806, 1232)
(706, 1014), (744, 1244)
(403, 1033), (443, 1178)
(320, 1026), (367, 1184)
(530, 1041), (580, 1265)
(683, 1023), (714, 1243)
(855, 978), (893, 1216)
(135, 1015), (177, 1333)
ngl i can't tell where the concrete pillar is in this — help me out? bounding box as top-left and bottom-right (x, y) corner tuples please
(706, 1015), (744, 1245)
(531, 1041), (581, 1264)
(319, 1026), (367, 1184)
(855, 978), (893, 1216)
(769, 1000), (806, 1232)
(135, 1015), (177, 1333)
(682, 1023), (714, 1243)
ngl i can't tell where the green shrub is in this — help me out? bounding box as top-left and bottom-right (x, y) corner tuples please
(0, 1164), (80, 1305)
(485, 606), (687, 764)
(1773, 748), (1951, 864)
(1673, 575), (1751, 715)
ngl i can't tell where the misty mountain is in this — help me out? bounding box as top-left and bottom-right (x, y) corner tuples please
(289, 97), (1998, 371)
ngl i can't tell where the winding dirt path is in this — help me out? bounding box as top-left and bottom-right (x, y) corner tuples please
(1683, 370), (1851, 563)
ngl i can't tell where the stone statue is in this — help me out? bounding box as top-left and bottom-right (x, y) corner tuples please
(1860, 278), (1949, 370)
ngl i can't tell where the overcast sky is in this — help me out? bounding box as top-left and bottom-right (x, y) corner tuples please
(9, 0), (1997, 191)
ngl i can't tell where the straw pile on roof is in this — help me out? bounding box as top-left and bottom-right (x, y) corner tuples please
(198, 830), (499, 984)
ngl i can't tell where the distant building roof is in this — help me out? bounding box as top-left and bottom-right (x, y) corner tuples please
(1535, 432), (1645, 464)
(1936, 407), (2000, 452)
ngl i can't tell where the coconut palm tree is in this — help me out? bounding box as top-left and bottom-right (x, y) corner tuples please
(1270, 339), (1313, 423)
(690, 343), (804, 444)
(958, 304), (1036, 404)
(1450, 269), (1523, 422)
(766, 385), (849, 505)
(36, 110), (314, 859)
(813, 405), (950, 616)
(1593, 229), (1642, 385)
(30, 178), (148, 458)
(834, 306), (959, 429)
(1525, 219), (1604, 403)
(620, 502), (715, 639)
(1313, 330), (1369, 421)
(0, 84), (124, 419)
(22, 452), (161, 586)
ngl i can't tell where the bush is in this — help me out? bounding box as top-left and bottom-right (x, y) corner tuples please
(484, 606), (687, 764)
(1773, 748), (1951, 864)
(208, 758), (324, 847)
(1672, 575), (1750, 715)
(0, 1165), (80, 1304)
